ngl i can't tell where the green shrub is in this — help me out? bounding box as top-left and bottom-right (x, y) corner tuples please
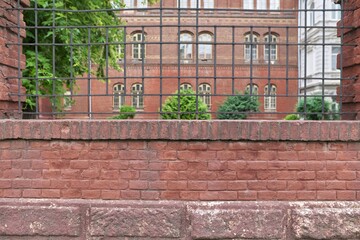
(284, 114), (300, 120)
(217, 92), (259, 119)
(296, 97), (339, 120)
(110, 105), (136, 119)
(161, 89), (211, 120)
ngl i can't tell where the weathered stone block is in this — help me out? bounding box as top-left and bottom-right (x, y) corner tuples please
(292, 208), (360, 239)
(0, 206), (81, 236)
(190, 208), (286, 239)
(89, 207), (183, 238)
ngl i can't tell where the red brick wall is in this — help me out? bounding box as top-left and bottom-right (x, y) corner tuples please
(339, 0), (360, 119)
(0, 0), (28, 118)
(1, 120), (359, 201)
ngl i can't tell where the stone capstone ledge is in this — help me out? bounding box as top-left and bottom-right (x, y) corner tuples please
(1, 120), (360, 141)
(0, 199), (359, 239)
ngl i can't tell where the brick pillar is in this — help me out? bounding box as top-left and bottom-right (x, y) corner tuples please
(340, 0), (360, 119)
(0, 0), (28, 119)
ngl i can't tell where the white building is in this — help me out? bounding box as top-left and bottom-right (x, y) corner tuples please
(298, 0), (341, 108)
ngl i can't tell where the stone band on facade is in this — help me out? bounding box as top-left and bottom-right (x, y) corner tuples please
(0, 199), (359, 239)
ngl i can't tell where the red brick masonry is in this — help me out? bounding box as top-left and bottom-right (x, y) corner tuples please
(0, 120), (359, 201)
(0, 120), (360, 239)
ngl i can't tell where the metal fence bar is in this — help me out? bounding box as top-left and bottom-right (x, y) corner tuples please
(6, 0), (354, 120)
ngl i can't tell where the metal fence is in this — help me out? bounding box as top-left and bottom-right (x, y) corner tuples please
(7, 0), (353, 120)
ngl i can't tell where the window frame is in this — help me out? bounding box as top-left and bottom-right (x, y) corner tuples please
(180, 83), (193, 90)
(331, 46), (340, 71)
(264, 84), (277, 111)
(244, 33), (259, 61)
(264, 34), (278, 61)
(180, 32), (193, 60)
(113, 84), (125, 110)
(198, 33), (213, 60)
(246, 84), (259, 96)
(198, 83), (211, 108)
(243, 0), (254, 9)
(132, 32), (146, 60)
(132, 83), (144, 109)
(257, 0), (267, 10)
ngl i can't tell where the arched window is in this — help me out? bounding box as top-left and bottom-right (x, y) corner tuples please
(199, 83), (211, 107)
(246, 84), (259, 96)
(244, 34), (258, 61)
(199, 33), (213, 60)
(113, 84), (125, 110)
(264, 84), (277, 111)
(264, 34), (278, 61)
(180, 83), (192, 90)
(180, 33), (193, 60)
(132, 83), (143, 109)
(132, 33), (146, 60)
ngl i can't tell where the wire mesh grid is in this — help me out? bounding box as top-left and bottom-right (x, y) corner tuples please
(6, 0), (355, 120)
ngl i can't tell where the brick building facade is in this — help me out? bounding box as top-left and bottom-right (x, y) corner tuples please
(49, 0), (299, 119)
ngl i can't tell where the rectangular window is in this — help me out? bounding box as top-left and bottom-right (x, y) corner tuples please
(244, 0), (254, 9)
(137, 0), (148, 8)
(123, 0), (134, 8)
(257, 0), (267, 10)
(332, 47), (340, 70)
(178, 0), (188, 8)
(203, 0), (214, 9)
(270, 0), (280, 10)
(331, 4), (341, 20)
(191, 0), (199, 8)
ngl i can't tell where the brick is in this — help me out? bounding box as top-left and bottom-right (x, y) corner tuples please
(297, 191), (316, 200)
(129, 180), (148, 190)
(337, 171), (357, 180)
(12, 179), (31, 188)
(141, 190), (160, 200)
(257, 191), (277, 200)
(168, 181), (187, 190)
(41, 189), (61, 198)
(22, 189), (42, 198)
(121, 190), (141, 199)
(70, 160), (89, 169)
(180, 191), (200, 200)
(168, 161), (188, 171)
(277, 191), (297, 200)
(61, 189), (82, 198)
(160, 191), (180, 200)
(101, 190), (120, 200)
(337, 190), (356, 200)
(22, 170), (42, 179)
(347, 181), (360, 190)
(208, 181), (227, 191)
(3, 189), (22, 198)
(216, 151), (236, 160)
(199, 191), (219, 200)
(237, 191), (257, 200)
(297, 171), (316, 180)
(336, 151), (358, 161)
(248, 181), (267, 190)
(267, 181), (287, 191)
(82, 190), (101, 199)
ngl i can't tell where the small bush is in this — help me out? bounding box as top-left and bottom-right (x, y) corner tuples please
(296, 97), (339, 120)
(110, 105), (136, 119)
(217, 92), (259, 120)
(161, 89), (211, 120)
(284, 114), (300, 120)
